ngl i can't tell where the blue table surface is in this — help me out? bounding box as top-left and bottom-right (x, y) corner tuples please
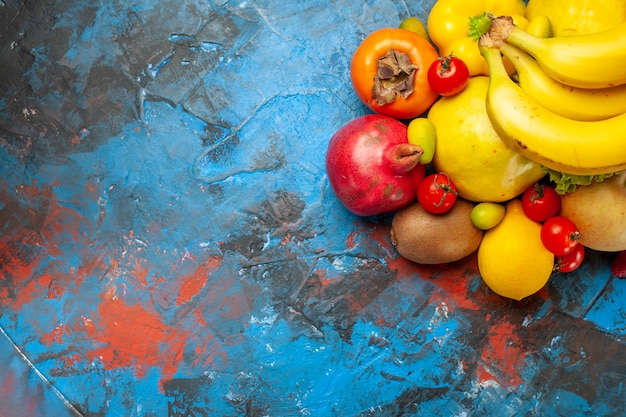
(1, 0), (625, 416)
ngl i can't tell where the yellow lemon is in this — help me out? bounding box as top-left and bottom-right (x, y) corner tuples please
(407, 117), (436, 165)
(399, 16), (429, 40)
(478, 199), (554, 301)
(428, 76), (545, 202)
(471, 202), (505, 230)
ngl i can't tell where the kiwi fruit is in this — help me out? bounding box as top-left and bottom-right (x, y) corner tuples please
(390, 199), (483, 264)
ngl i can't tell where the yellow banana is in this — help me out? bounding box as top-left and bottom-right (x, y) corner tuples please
(479, 44), (626, 176)
(500, 43), (626, 121)
(488, 16), (626, 88)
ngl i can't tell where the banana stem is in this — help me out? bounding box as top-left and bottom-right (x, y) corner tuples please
(478, 43), (508, 80)
(487, 16), (547, 56)
(506, 27), (549, 55)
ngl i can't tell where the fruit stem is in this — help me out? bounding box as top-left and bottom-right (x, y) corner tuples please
(438, 53), (453, 75)
(372, 48), (418, 106)
(486, 15), (547, 56)
(478, 41), (508, 80)
(384, 143), (423, 174)
(531, 183), (545, 202)
(468, 12), (493, 41)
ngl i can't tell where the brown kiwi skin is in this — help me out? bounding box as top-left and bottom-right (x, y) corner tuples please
(390, 199), (484, 264)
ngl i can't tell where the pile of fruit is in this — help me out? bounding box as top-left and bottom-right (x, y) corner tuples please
(325, 0), (626, 301)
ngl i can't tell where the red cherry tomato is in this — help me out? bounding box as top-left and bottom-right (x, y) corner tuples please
(427, 53), (470, 97)
(521, 183), (561, 222)
(417, 172), (458, 214)
(540, 216), (581, 256)
(555, 244), (585, 273)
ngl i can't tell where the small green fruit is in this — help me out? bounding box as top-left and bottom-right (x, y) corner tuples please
(471, 202), (506, 230)
(407, 117), (436, 165)
(399, 16), (429, 40)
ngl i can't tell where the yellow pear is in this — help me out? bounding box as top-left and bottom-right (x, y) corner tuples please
(559, 171), (626, 252)
(428, 77), (545, 203)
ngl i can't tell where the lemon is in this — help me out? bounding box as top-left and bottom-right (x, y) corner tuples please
(478, 199), (554, 301)
(399, 16), (429, 40)
(470, 202), (505, 230)
(428, 76), (545, 202)
(525, 15), (553, 38)
(407, 117), (436, 165)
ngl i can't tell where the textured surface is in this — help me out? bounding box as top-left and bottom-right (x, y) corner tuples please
(1, 0), (625, 416)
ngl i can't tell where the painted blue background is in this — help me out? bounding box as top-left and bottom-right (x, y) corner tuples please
(1, 0), (625, 416)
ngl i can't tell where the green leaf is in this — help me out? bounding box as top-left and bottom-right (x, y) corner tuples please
(543, 167), (619, 194)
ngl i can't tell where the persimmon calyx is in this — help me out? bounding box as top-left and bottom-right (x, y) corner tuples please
(372, 48), (418, 106)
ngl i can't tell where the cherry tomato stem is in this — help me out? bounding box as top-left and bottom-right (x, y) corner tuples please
(417, 172), (458, 214)
(555, 244), (585, 273)
(522, 183), (561, 223)
(541, 216), (581, 256)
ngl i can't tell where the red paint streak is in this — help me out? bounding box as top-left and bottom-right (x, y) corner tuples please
(46, 276), (66, 299)
(280, 233), (292, 246)
(72, 314), (99, 339)
(346, 231), (358, 249)
(83, 179), (100, 198)
(12, 271), (64, 306)
(193, 308), (207, 327)
(90, 290), (187, 379)
(189, 329), (228, 369)
(0, 370), (42, 417)
(11, 278), (42, 311)
(128, 256), (149, 287)
(0, 370), (16, 398)
(0, 240), (39, 282)
(73, 246), (110, 288)
(176, 255), (222, 306)
(387, 251), (482, 311)
(45, 201), (85, 245)
(1, 181), (101, 310)
(368, 302), (400, 328)
(316, 268), (342, 287)
(40, 324), (67, 346)
(0, 237), (48, 310)
(477, 320), (525, 390)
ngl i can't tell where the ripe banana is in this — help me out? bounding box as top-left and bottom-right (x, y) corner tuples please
(479, 43), (626, 176)
(488, 16), (626, 89)
(500, 43), (626, 121)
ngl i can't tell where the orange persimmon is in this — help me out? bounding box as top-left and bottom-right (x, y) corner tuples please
(350, 28), (440, 120)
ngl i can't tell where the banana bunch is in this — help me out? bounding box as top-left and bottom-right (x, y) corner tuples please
(500, 44), (626, 122)
(478, 17), (626, 176)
